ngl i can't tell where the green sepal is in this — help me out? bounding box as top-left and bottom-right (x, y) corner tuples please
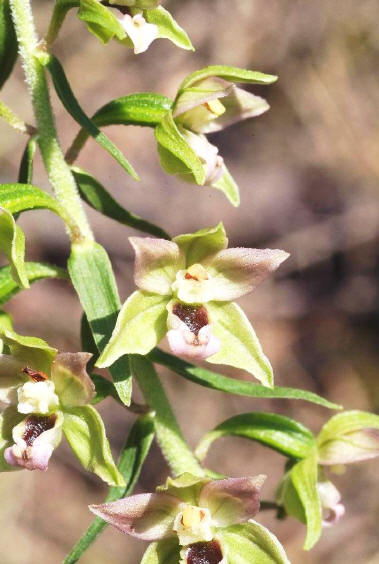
(213, 165), (240, 207)
(71, 166), (169, 238)
(178, 65), (278, 94)
(155, 112), (205, 185)
(144, 6), (194, 51)
(78, 0), (126, 43)
(0, 310), (13, 352)
(196, 412), (315, 461)
(0, 328), (57, 373)
(92, 92), (173, 128)
(149, 348), (341, 409)
(206, 301), (274, 387)
(157, 472), (208, 504)
(173, 222), (227, 266)
(317, 410), (379, 446)
(0, 0), (17, 89)
(290, 453), (322, 550)
(68, 240), (132, 405)
(63, 404), (125, 487)
(0, 207), (28, 289)
(96, 290), (169, 367)
(141, 538), (181, 564)
(45, 55), (139, 180)
(18, 136), (37, 184)
(0, 262), (67, 307)
(219, 520), (290, 564)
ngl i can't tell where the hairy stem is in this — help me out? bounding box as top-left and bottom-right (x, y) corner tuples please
(131, 355), (204, 477)
(10, 0), (92, 242)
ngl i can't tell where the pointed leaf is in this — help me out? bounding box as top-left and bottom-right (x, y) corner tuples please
(206, 302), (274, 387)
(92, 92), (173, 128)
(155, 112), (205, 185)
(63, 404), (125, 486)
(68, 240), (132, 405)
(46, 55), (139, 180)
(173, 223), (228, 266)
(178, 65), (278, 93)
(0, 207), (28, 288)
(148, 348), (341, 409)
(196, 413), (315, 461)
(219, 520), (290, 564)
(145, 7), (193, 51)
(290, 454), (322, 550)
(97, 290), (169, 367)
(18, 136), (37, 184)
(78, 0), (126, 43)
(0, 0), (17, 89)
(0, 183), (65, 217)
(72, 166), (170, 238)
(0, 262), (67, 307)
(141, 538), (180, 564)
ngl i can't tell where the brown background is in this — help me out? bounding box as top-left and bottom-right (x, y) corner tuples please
(0, 0), (378, 562)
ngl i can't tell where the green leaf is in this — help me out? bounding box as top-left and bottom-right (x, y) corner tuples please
(148, 348), (341, 410)
(0, 207), (28, 289)
(155, 112), (205, 185)
(196, 412), (315, 461)
(0, 328), (57, 373)
(173, 222), (228, 266)
(0, 183), (64, 217)
(63, 414), (155, 564)
(220, 520), (290, 564)
(71, 166), (170, 238)
(68, 240), (132, 405)
(63, 404), (125, 486)
(78, 0), (126, 43)
(45, 55), (139, 180)
(290, 454), (322, 550)
(178, 65), (278, 93)
(92, 92), (173, 128)
(145, 7), (194, 51)
(18, 136), (37, 184)
(0, 0), (17, 89)
(96, 290), (169, 367)
(213, 165), (240, 207)
(206, 302), (274, 387)
(141, 538), (180, 564)
(0, 262), (67, 307)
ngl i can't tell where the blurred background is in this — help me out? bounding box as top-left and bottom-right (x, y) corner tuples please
(0, 0), (378, 562)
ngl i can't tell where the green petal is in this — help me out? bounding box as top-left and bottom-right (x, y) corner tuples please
(213, 165), (240, 207)
(206, 302), (274, 387)
(96, 291), (169, 367)
(0, 328), (57, 373)
(173, 223), (228, 266)
(145, 7), (194, 51)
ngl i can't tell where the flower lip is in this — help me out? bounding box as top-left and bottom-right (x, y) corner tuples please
(172, 303), (209, 336)
(186, 540), (224, 564)
(22, 414), (57, 446)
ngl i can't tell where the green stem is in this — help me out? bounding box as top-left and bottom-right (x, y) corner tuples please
(131, 355), (204, 477)
(10, 0), (92, 242)
(45, 0), (79, 48)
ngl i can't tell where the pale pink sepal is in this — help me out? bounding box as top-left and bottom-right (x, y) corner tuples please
(317, 481), (345, 528)
(89, 493), (181, 540)
(167, 322), (221, 361)
(203, 247), (290, 301)
(199, 475), (266, 527)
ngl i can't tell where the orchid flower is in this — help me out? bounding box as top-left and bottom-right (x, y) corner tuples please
(79, 0), (193, 53)
(90, 472), (290, 564)
(0, 326), (124, 486)
(276, 410), (379, 550)
(96, 223), (289, 387)
(155, 66), (277, 206)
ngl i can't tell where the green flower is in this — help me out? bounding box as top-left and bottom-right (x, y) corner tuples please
(90, 473), (290, 564)
(155, 66), (277, 206)
(0, 327), (124, 486)
(97, 223), (289, 387)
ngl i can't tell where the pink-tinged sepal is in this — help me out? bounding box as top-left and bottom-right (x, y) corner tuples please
(199, 475), (266, 527)
(51, 352), (95, 408)
(4, 411), (63, 471)
(89, 493), (181, 540)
